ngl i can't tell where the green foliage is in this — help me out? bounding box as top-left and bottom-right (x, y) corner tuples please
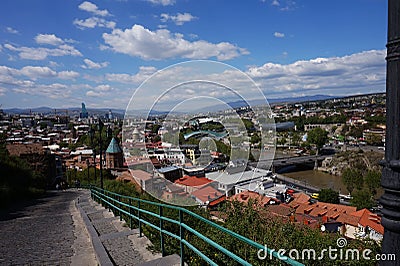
(66, 167), (113, 187)
(250, 133), (261, 144)
(364, 170), (381, 195)
(365, 133), (383, 146)
(342, 168), (363, 195)
(241, 118), (255, 132)
(0, 145), (46, 207)
(365, 115), (386, 124)
(98, 182), (381, 265)
(150, 124), (161, 134)
(289, 115), (347, 131)
(319, 188), (339, 204)
(307, 127), (329, 150)
(291, 131), (302, 146)
(348, 126), (365, 139)
(69, 124), (112, 152)
(199, 122), (225, 132)
(351, 189), (375, 210)
(215, 140), (231, 158)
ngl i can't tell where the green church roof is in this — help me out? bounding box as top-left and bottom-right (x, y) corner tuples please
(106, 137), (122, 153)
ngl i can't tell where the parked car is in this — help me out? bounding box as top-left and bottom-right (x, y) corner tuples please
(311, 193), (319, 199)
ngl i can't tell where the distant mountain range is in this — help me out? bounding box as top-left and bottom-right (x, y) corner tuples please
(222, 94), (338, 109)
(3, 93), (383, 116)
(192, 94), (339, 113)
(3, 106), (126, 117)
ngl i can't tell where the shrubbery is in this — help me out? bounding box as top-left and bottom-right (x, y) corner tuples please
(98, 180), (381, 265)
(0, 143), (47, 207)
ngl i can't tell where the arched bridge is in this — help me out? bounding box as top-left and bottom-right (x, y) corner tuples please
(183, 130), (228, 140)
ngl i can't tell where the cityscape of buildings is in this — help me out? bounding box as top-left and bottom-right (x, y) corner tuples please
(0, 92), (387, 243)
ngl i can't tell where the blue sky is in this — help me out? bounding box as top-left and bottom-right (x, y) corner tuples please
(0, 0), (387, 109)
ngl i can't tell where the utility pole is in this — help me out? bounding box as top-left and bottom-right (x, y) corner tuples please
(380, 0), (400, 263)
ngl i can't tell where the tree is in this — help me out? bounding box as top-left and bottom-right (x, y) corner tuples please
(307, 127), (328, 152)
(318, 188), (339, 204)
(342, 168), (363, 195)
(291, 132), (302, 147)
(365, 133), (383, 146)
(364, 170), (381, 195)
(307, 127), (328, 169)
(351, 189), (375, 210)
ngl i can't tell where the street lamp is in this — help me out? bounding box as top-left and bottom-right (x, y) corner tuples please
(89, 126), (96, 182)
(98, 119), (104, 189)
(86, 159), (90, 185)
(380, 0), (400, 260)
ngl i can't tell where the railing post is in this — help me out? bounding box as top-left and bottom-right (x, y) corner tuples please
(129, 198), (133, 229)
(119, 196), (122, 221)
(138, 201), (142, 237)
(159, 205), (165, 257)
(179, 209), (185, 266)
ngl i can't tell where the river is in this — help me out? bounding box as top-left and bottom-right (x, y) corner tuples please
(283, 170), (349, 194)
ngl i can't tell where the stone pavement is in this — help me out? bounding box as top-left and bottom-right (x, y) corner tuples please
(0, 189), (97, 265)
(0, 189), (181, 265)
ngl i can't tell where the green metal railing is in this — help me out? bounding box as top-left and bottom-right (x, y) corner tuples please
(90, 186), (303, 266)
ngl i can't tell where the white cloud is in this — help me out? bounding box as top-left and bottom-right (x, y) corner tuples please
(0, 65), (79, 81)
(12, 82), (71, 99)
(271, 0), (280, 6)
(74, 17), (116, 29)
(274, 32), (285, 38)
(82, 58), (109, 69)
(58, 70), (80, 80)
(246, 49), (386, 97)
(0, 87), (6, 96)
(146, 0), (175, 6)
(20, 66), (57, 80)
(160, 13), (197, 26)
(6, 27), (19, 34)
(106, 66), (157, 84)
(269, 0), (296, 11)
(35, 34), (64, 46)
(49, 61), (60, 68)
(102, 24), (249, 60)
(279, 0), (297, 11)
(74, 1), (115, 29)
(95, 84), (112, 91)
(78, 1), (110, 16)
(4, 43), (82, 60)
(86, 84), (113, 97)
(86, 90), (99, 97)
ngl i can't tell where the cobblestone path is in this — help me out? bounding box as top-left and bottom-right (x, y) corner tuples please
(0, 189), (180, 266)
(0, 190), (95, 265)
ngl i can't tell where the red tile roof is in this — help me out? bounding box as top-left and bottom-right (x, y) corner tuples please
(336, 213), (360, 227)
(230, 191), (276, 207)
(352, 209), (384, 235)
(266, 204), (292, 217)
(174, 175), (213, 187)
(294, 201), (357, 221)
(292, 192), (310, 204)
(191, 185), (224, 203)
(209, 196), (226, 207)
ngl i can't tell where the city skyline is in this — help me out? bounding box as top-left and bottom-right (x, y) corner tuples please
(0, 0), (387, 109)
